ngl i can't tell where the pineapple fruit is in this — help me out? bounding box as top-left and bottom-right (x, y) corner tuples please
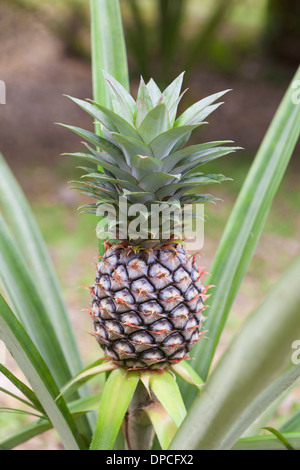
(62, 72), (238, 370)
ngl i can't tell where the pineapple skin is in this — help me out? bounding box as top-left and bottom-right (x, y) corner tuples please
(91, 243), (206, 370)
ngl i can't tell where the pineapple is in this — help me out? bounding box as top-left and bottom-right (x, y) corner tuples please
(62, 72), (238, 370)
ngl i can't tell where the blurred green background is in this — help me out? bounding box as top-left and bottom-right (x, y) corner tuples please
(0, 0), (299, 449)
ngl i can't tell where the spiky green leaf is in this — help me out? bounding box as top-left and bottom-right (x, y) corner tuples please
(175, 89), (230, 127)
(149, 371), (186, 428)
(90, 369), (139, 450)
(138, 104), (170, 143)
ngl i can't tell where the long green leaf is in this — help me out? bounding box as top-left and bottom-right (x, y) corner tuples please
(0, 155), (84, 382)
(90, 0), (129, 123)
(0, 418), (52, 450)
(222, 365), (300, 448)
(0, 213), (73, 390)
(242, 375), (299, 438)
(90, 369), (139, 450)
(0, 364), (44, 414)
(0, 408), (44, 420)
(58, 360), (116, 400)
(171, 361), (204, 389)
(262, 427), (295, 450)
(149, 372), (186, 428)
(0, 393), (103, 450)
(190, 65), (300, 384)
(144, 400), (178, 450)
(68, 393), (103, 416)
(170, 254), (300, 450)
(233, 433), (300, 451)
(0, 387), (38, 411)
(0, 155), (93, 439)
(0, 295), (82, 450)
(280, 409), (300, 433)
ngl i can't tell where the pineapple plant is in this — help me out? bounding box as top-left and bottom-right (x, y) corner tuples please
(0, 0), (300, 452)
(62, 71), (239, 370)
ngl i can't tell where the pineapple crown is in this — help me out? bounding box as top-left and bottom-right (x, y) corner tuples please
(60, 71), (240, 245)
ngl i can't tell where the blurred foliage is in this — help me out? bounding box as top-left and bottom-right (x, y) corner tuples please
(2, 0), (298, 83)
(122, 0), (237, 81)
(264, 0), (300, 65)
(121, 0), (270, 82)
(1, 0), (270, 81)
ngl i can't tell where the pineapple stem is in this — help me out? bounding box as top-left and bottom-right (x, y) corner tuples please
(123, 381), (155, 450)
